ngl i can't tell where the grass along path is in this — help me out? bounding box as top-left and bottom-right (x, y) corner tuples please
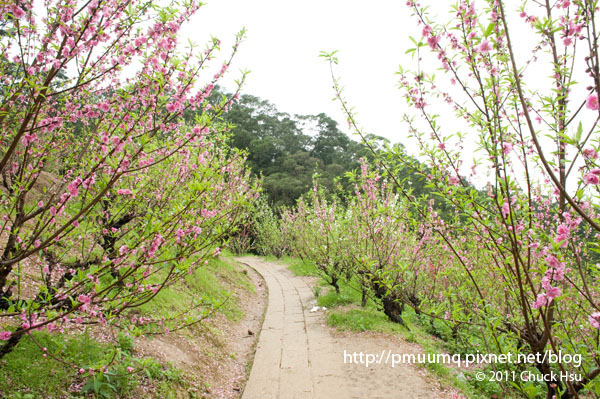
(0, 256), (265, 399)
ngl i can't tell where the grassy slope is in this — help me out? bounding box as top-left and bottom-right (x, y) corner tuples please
(0, 256), (254, 399)
(284, 256), (519, 399)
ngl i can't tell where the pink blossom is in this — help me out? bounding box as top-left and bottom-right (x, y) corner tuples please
(587, 94), (599, 111)
(427, 35), (440, 49)
(532, 293), (548, 309)
(135, 37), (146, 47)
(502, 142), (513, 154)
(0, 331), (11, 340)
(78, 294), (91, 304)
(478, 40), (492, 53)
(12, 6), (26, 19)
(554, 234), (568, 248)
(546, 286), (561, 299)
(99, 102), (110, 112)
(127, 367), (134, 372)
(21, 133), (37, 146)
(501, 202), (510, 217)
(584, 173), (599, 185)
(557, 224), (569, 236)
(117, 189), (132, 195)
(548, 265), (565, 282)
(148, 234), (165, 258)
(589, 312), (600, 329)
(192, 126), (208, 136)
(67, 177), (82, 197)
(583, 148), (598, 159)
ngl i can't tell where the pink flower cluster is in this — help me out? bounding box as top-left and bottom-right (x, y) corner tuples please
(583, 168), (600, 185)
(589, 312), (600, 329)
(533, 254), (567, 309)
(553, 213), (581, 247)
(147, 234), (165, 258)
(583, 148), (598, 159)
(587, 94), (599, 111)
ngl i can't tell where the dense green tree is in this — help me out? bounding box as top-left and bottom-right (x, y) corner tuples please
(223, 94), (370, 207)
(222, 92), (476, 216)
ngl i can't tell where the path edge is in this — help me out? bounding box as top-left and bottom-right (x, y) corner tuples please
(237, 259), (270, 397)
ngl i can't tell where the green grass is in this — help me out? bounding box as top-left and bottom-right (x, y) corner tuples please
(0, 331), (183, 399)
(0, 256), (255, 398)
(284, 257), (319, 276)
(139, 256), (252, 323)
(316, 280), (369, 308)
(0, 332), (108, 398)
(327, 308), (406, 333)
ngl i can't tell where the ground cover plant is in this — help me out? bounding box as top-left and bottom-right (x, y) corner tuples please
(0, 256), (253, 398)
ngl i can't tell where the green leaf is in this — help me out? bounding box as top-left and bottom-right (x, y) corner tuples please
(575, 121), (583, 143)
(594, 379), (600, 396)
(94, 377), (101, 393)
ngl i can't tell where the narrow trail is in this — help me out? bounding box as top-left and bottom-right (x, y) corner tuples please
(237, 256), (448, 399)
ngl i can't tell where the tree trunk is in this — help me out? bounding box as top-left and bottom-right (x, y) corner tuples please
(382, 297), (408, 329)
(330, 276), (340, 294)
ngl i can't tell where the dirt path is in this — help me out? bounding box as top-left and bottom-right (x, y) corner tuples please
(237, 256), (452, 399)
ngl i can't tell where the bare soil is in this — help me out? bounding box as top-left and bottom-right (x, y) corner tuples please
(136, 260), (266, 398)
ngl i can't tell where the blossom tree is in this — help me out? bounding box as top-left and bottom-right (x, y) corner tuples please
(323, 0), (600, 397)
(0, 0), (258, 369)
(281, 182), (348, 293)
(343, 160), (412, 325)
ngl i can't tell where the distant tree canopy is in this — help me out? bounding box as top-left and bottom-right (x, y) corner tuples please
(223, 94), (373, 208)
(221, 92), (475, 219)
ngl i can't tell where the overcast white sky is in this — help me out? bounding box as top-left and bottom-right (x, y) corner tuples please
(181, 0), (574, 188)
(184, 0), (414, 143)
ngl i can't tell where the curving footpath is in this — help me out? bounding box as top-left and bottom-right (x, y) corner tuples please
(237, 256), (446, 399)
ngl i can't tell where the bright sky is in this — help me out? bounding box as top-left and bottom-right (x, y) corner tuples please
(184, 0), (415, 144)
(183, 1), (585, 191)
